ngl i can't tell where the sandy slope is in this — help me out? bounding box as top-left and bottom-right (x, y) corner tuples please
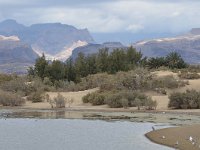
(19, 70), (200, 112)
(150, 71), (200, 110)
(24, 88), (98, 109)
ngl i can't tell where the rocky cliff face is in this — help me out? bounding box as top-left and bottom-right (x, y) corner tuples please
(0, 19), (94, 61)
(0, 35), (38, 74)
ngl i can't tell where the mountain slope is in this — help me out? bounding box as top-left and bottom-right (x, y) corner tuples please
(133, 31), (200, 64)
(0, 35), (38, 74)
(0, 19), (94, 61)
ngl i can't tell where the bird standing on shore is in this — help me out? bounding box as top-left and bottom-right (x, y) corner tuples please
(189, 136), (193, 142)
(152, 126), (155, 131)
(175, 141), (179, 146)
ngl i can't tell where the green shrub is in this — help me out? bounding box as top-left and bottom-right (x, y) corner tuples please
(105, 93), (124, 108)
(82, 93), (91, 103)
(82, 92), (105, 105)
(168, 90), (200, 109)
(0, 91), (25, 106)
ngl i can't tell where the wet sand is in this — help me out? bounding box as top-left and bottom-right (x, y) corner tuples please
(146, 124), (200, 150)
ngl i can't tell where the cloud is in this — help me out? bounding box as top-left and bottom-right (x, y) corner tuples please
(0, 0), (200, 34)
(126, 24), (144, 33)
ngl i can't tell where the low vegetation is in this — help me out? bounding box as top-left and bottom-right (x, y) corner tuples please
(53, 93), (66, 108)
(178, 71), (200, 79)
(83, 91), (157, 110)
(0, 90), (25, 106)
(168, 90), (200, 109)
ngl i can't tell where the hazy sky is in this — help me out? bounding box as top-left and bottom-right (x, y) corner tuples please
(0, 0), (200, 41)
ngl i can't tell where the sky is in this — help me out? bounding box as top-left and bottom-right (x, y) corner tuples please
(0, 0), (200, 44)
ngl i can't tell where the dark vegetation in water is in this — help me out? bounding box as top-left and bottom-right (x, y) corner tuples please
(0, 46), (192, 108)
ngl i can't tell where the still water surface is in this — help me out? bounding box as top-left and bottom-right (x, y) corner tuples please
(0, 119), (172, 150)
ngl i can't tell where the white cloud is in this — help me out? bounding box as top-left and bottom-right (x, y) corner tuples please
(126, 24), (143, 33)
(0, 0), (200, 34)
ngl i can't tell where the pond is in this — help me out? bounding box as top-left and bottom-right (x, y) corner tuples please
(0, 118), (172, 150)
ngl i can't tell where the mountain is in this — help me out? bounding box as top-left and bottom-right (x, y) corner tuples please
(0, 19), (94, 61)
(190, 28), (200, 35)
(0, 35), (38, 74)
(132, 30), (200, 64)
(71, 42), (125, 59)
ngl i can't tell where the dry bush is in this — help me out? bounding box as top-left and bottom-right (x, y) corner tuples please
(0, 74), (14, 84)
(178, 72), (200, 79)
(152, 75), (187, 89)
(0, 90), (25, 106)
(168, 90), (200, 109)
(83, 90), (157, 109)
(53, 93), (66, 108)
(27, 91), (44, 103)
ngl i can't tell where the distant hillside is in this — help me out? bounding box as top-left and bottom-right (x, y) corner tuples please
(132, 30), (200, 64)
(0, 35), (38, 74)
(71, 42), (126, 60)
(0, 19), (94, 61)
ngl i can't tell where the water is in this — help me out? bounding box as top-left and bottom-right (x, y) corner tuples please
(0, 119), (172, 150)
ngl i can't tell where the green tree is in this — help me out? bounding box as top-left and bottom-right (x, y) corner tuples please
(147, 57), (166, 69)
(74, 53), (88, 79)
(126, 46), (143, 68)
(65, 58), (77, 82)
(109, 49), (128, 73)
(166, 52), (187, 69)
(34, 54), (48, 80)
(96, 48), (109, 72)
(86, 54), (98, 75)
(48, 60), (65, 82)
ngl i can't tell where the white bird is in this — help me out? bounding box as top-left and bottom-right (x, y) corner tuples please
(162, 136), (166, 139)
(189, 136), (193, 142)
(175, 141), (179, 145)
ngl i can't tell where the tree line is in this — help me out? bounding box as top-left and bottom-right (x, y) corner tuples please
(28, 46), (187, 83)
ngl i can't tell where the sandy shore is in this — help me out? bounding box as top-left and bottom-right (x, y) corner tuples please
(146, 124), (200, 150)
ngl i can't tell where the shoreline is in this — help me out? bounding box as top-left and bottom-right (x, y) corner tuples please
(145, 124), (200, 150)
(1, 105), (200, 115)
(1, 107), (200, 125)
